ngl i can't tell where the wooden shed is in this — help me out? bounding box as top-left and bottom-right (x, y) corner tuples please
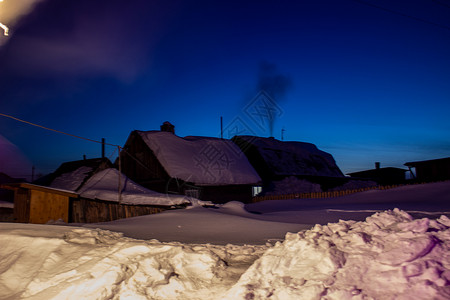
(2, 183), (77, 224)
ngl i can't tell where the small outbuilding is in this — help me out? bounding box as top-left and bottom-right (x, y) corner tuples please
(347, 162), (407, 185)
(74, 168), (191, 223)
(2, 183), (78, 224)
(405, 157), (450, 182)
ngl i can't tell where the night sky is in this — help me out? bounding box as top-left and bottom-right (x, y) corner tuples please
(1, 0), (449, 179)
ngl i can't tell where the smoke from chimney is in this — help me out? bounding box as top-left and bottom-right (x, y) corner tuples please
(256, 61), (292, 137)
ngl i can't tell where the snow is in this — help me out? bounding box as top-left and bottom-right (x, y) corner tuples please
(50, 166), (92, 191)
(1, 181), (450, 299)
(137, 131), (261, 185)
(0, 200), (13, 208)
(78, 168), (191, 206)
(225, 210), (450, 299)
(234, 135), (344, 178)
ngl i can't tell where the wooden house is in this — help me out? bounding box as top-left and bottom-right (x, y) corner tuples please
(118, 128), (262, 203)
(347, 162), (406, 185)
(405, 157), (450, 182)
(231, 135), (347, 191)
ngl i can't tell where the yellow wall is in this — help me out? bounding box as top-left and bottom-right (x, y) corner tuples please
(29, 190), (69, 224)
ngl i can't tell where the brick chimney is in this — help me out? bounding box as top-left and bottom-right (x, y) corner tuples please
(160, 121), (175, 134)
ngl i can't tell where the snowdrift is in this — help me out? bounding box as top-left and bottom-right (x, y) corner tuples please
(0, 209), (449, 299)
(226, 208), (450, 299)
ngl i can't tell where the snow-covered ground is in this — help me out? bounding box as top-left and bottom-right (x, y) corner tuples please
(1, 181), (450, 299)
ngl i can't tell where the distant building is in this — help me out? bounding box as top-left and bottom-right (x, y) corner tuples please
(404, 157), (450, 182)
(34, 157), (113, 191)
(347, 162), (406, 185)
(118, 125), (261, 203)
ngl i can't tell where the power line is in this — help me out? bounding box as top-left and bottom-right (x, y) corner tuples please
(0, 111), (160, 177)
(350, 0), (450, 31)
(433, 0), (450, 9)
(0, 112), (121, 148)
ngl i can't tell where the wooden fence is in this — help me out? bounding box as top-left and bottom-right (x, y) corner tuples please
(251, 184), (405, 203)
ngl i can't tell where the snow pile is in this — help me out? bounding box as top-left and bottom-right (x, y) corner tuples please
(225, 209), (450, 299)
(78, 168), (190, 206)
(50, 166), (92, 191)
(265, 176), (322, 195)
(0, 224), (266, 300)
(138, 131), (261, 185)
(1, 209), (449, 299)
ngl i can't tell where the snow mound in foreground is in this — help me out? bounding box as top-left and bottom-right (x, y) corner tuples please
(225, 208), (450, 300)
(1, 209), (449, 299)
(0, 226), (265, 300)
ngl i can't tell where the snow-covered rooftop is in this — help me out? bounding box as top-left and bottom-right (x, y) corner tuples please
(78, 168), (190, 206)
(50, 166), (92, 191)
(136, 131), (261, 185)
(233, 135), (344, 178)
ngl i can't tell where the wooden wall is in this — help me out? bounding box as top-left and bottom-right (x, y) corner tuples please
(13, 188), (29, 223)
(13, 188), (70, 224)
(120, 131), (170, 192)
(29, 190), (69, 224)
(70, 198), (168, 223)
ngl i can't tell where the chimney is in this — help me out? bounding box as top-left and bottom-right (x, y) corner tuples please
(375, 162), (380, 170)
(160, 121), (175, 134)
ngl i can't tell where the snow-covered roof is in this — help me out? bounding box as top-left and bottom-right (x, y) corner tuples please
(136, 131), (261, 185)
(233, 136), (344, 178)
(50, 166), (93, 191)
(78, 168), (190, 206)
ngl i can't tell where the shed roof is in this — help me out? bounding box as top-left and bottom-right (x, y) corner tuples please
(405, 157), (450, 167)
(78, 168), (190, 206)
(1, 183), (78, 198)
(135, 131), (261, 185)
(347, 167), (407, 177)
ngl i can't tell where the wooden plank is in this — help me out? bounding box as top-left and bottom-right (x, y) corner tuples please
(29, 190), (69, 224)
(13, 188), (30, 223)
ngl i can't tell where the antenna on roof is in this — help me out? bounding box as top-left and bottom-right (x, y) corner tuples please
(102, 138), (105, 158)
(220, 116), (223, 139)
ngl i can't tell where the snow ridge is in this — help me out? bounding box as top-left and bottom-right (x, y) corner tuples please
(1, 209), (449, 299)
(225, 209), (450, 299)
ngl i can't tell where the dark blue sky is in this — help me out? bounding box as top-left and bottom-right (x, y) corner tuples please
(1, 0), (449, 177)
